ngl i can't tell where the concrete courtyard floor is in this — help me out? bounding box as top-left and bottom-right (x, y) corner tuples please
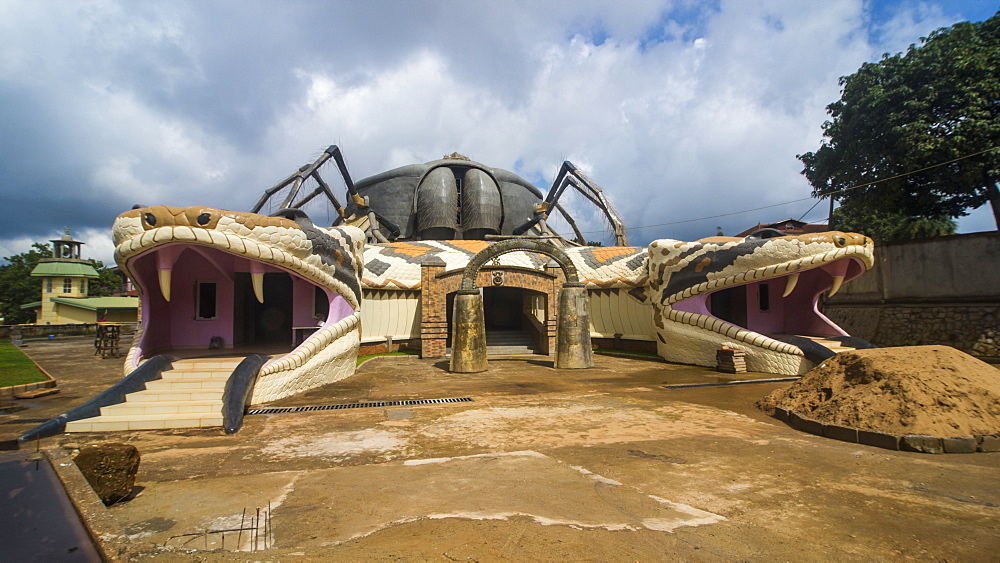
(3, 336), (999, 560)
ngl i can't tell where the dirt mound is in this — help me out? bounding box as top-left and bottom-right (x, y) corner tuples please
(758, 346), (1000, 437)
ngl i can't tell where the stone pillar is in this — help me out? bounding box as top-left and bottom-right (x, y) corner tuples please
(420, 257), (448, 358)
(450, 289), (488, 373)
(555, 283), (594, 369)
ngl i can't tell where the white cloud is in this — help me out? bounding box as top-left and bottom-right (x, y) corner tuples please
(0, 227), (115, 269)
(75, 227), (118, 267)
(0, 236), (45, 263)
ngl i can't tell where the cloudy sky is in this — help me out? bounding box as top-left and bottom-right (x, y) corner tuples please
(1, 0), (996, 265)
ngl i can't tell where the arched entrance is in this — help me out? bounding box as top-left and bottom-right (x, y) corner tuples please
(450, 239), (593, 372)
(445, 286), (547, 355)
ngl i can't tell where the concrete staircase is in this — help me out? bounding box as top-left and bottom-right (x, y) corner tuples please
(444, 329), (541, 357)
(485, 330), (539, 355)
(768, 334), (866, 357)
(64, 358), (242, 433)
(792, 335), (861, 354)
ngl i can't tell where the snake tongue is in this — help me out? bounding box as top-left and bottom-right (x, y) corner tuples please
(782, 273), (799, 297)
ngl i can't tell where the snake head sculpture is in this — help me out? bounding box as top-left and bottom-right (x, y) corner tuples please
(112, 205), (365, 402)
(648, 231), (875, 375)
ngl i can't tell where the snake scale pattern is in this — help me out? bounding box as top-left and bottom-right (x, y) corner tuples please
(112, 205), (874, 400)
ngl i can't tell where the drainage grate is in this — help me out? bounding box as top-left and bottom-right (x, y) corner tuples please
(663, 377), (799, 390)
(247, 397), (473, 416)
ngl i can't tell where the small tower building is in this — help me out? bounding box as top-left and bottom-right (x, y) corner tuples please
(24, 229), (137, 324)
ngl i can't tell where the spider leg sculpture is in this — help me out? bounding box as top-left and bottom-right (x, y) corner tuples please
(513, 161), (629, 246)
(251, 145), (400, 243)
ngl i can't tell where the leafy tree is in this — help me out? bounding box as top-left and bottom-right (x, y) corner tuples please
(831, 205), (956, 243)
(0, 243), (52, 324)
(87, 261), (125, 297)
(799, 13), (1000, 239)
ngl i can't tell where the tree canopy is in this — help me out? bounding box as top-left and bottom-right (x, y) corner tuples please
(798, 12), (1000, 241)
(0, 243), (52, 324)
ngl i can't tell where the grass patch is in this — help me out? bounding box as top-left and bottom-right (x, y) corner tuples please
(357, 350), (419, 366)
(0, 341), (48, 387)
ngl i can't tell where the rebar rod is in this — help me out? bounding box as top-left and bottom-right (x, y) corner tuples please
(238, 508), (246, 550)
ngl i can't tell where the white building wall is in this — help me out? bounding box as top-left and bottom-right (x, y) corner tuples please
(587, 289), (654, 341)
(360, 290), (421, 342)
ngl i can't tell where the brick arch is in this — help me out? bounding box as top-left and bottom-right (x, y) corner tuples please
(460, 239), (579, 291)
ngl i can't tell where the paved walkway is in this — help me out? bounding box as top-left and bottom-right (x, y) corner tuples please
(2, 338), (998, 559)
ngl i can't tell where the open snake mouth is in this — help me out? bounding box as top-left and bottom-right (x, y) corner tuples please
(651, 232), (875, 366)
(112, 206), (363, 377)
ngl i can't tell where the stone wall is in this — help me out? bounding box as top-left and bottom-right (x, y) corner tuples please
(1, 324), (101, 339)
(824, 231), (999, 359)
(825, 303), (998, 357)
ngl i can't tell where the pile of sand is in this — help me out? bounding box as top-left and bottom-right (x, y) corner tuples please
(758, 345), (1000, 437)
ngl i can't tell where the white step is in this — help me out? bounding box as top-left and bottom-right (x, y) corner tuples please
(125, 389), (225, 402)
(143, 378), (228, 391)
(160, 370), (234, 379)
(100, 400), (220, 416)
(801, 337), (857, 353)
(169, 360), (243, 370)
(66, 412), (224, 432)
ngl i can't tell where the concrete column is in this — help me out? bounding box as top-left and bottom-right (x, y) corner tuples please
(555, 283), (594, 369)
(450, 289), (488, 373)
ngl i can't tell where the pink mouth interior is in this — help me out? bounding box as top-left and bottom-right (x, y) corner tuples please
(127, 242), (352, 365)
(672, 257), (866, 338)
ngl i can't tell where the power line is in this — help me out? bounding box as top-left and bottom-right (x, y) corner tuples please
(577, 146), (997, 235)
(797, 197), (824, 222)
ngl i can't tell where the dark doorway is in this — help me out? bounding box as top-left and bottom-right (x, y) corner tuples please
(445, 286), (543, 354)
(710, 286), (748, 329)
(483, 287), (524, 329)
(484, 287), (539, 354)
(234, 273), (293, 347)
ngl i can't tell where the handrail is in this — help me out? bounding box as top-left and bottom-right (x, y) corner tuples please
(221, 354), (270, 434)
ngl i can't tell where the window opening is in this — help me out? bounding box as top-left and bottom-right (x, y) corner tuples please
(313, 285), (329, 320)
(46, 279), (53, 293)
(63, 278), (72, 293)
(758, 283), (770, 312)
(196, 281), (218, 320)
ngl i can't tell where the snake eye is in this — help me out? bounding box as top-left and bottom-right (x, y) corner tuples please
(197, 212), (211, 225)
(836, 237), (846, 247)
(144, 213), (157, 226)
